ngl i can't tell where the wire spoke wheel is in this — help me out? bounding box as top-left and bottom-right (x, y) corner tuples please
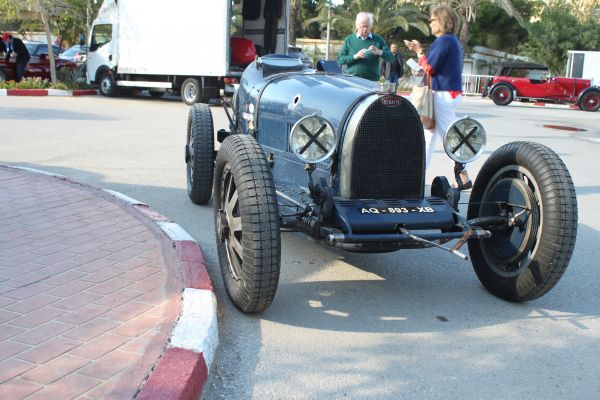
(214, 135), (281, 313)
(580, 91), (600, 112)
(491, 85), (513, 106)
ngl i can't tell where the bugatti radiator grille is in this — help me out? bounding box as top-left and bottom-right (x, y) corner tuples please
(349, 96), (425, 199)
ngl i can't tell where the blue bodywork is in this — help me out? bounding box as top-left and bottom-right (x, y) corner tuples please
(228, 55), (474, 251)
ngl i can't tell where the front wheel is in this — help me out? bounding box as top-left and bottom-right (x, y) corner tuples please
(213, 135), (281, 313)
(99, 71), (118, 97)
(579, 91), (600, 112)
(467, 142), (577, 302)
(491, 85), (513, 106)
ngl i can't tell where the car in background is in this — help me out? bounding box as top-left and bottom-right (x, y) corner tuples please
(25, 41), (64, 57)
(485, 61), (600, 112)
(288, 45), (314, 69)
(0, 41), (76, 82)
(59, 44), (87, 65)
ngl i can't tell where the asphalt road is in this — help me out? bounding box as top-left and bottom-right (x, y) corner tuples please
(1, 93), (599, 400)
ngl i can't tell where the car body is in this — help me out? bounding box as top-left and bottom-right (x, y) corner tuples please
(485, 62), (600, 111)
(0, 41), (76, 82)
(288, 45), (314, 69)
(59, 44), (87, 65)
(185, 55), (578, 313)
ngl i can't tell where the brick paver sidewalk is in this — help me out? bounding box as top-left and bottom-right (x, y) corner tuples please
(0, 167), (183, 399)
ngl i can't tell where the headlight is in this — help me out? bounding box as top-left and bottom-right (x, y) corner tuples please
(289, 114), (337, 164)
(443, 116), (486, 163)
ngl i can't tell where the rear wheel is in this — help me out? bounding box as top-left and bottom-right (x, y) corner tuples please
(467, 142), (577, 302)
(213, 135), (281, 313)
(181, 78), (202, 105)
(491, 85), (513, 106)
(579, 91), (600, 112)
(186, 104), (214, 204)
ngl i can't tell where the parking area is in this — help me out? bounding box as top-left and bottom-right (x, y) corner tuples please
(1, 94), (600, 399)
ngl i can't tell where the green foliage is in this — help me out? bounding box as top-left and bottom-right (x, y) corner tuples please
(307, 0), (429, 41)
(520, 1), (600, 74)
(0, 0), (100, 46)
(0, 76), (50, 89)
(303, 44), (325, 64)
(469, 0), (534, 53)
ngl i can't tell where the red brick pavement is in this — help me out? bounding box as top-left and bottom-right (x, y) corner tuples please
(0, 167), (183, 399)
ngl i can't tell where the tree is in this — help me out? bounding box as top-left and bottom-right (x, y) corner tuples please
(469, 0), (535, 53)
(0, 0), (97, 83)
(520, 1), (600, 74)
(308, 0), (429, 41)
(446, 0), (526, 48)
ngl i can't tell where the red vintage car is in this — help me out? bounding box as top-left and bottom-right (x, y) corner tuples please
(485, 62), (600, 112)
(0, 41), (77, 83)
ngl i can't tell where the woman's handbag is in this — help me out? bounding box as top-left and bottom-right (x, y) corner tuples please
(410, 73), (435, 130)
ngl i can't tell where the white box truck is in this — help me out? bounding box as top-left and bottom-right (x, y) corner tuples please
(566, 50), (600, 86)
(86, 0), (289, 104)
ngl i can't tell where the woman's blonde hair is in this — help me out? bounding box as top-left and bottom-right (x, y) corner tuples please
(431, 4), (459, 35)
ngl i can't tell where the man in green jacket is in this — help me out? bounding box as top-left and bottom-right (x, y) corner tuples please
(337, 12), (393, 81)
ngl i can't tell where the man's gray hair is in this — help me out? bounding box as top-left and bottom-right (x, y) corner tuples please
(355, 12), (373, 28)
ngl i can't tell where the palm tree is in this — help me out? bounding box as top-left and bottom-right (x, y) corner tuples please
(447, 0), (525, 47)
(309, 0), (429, 40)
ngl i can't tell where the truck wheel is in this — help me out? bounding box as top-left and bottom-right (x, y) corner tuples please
(148, 90), (164, 98)
(579, 91), (600, 112)
(467, 142), (577, 302)
(181, 78), (202, 105)
(491, 84), (513, 106)
(213, 135), (281, 313)
(186, 104), (214, 204)
(99, 71), (117, 97)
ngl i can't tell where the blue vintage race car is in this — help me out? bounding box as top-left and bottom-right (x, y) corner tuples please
(185, 55), (578, 313)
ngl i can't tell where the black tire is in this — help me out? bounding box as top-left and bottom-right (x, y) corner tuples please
(99, 70), (118, 97)
(579, 91), (600, 112)
(213, 135), (281, 313)
(181, 77), (202, 105)
(0, 68), (6, 82)
(467, 141), (578, 302)
(491, 84), (513, 106)
(186, 104), (214, 204)
(149, 90), (165, 98)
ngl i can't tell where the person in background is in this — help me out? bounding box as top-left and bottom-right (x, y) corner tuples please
(405, 4), (471, 189)
(2, 32), (31, 83)
(381, 42), (404, 91)
(337, 12), (393, 81)
(0, 32), (6, 55)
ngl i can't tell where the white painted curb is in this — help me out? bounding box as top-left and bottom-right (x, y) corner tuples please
(170, 288), (219, 369)
(157, 222), (196, 242)
(5, 165), (64, 177)
(104, 189), (147, 206)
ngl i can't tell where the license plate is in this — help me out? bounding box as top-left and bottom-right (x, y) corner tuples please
(359, 206), (436, 214)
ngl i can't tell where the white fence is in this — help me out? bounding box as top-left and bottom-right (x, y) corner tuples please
(462, 74), (494, 96)
(398, 74), (494, 96)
